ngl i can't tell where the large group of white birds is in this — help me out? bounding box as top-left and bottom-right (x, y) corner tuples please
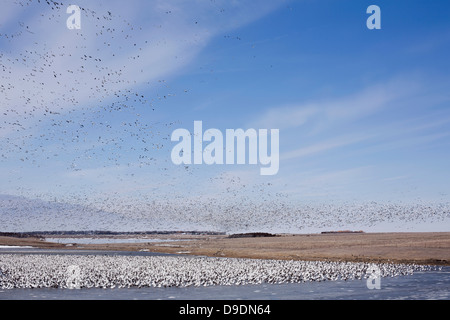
(0, 253), (433, 289)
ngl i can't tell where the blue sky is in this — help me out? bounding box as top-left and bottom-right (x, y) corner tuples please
(1, 0), (449, 232)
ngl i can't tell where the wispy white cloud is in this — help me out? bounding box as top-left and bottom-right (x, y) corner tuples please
(281, 133), (373, 161)
(358, 131), (450, 155)
(382, 175), (410, 182)
(251, 76), (421, 132)
(250, 76), (446, 163)
(249, 105), (318, 130)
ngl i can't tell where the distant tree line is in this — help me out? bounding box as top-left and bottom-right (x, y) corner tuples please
(0, 232), (34, 238)
(228, 232), (278, 238)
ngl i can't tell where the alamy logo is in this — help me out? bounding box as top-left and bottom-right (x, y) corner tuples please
(171, 121), (279, 175)
(66, 5), (81, 30)
(367, 5), (381, 30)
(366, 264), (381, 289)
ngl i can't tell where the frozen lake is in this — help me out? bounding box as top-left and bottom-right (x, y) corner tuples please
(0, 248), (448, 300)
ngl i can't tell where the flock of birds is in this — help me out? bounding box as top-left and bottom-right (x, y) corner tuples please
(1, 0), (449, 234)
(1, 0), (205, 229)
(1, 192), (449, 233)
(1, 0), (179, 171)
(0, 253), (433, 289)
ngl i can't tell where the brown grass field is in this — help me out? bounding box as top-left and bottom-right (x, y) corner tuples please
(1, 232), (449, 265)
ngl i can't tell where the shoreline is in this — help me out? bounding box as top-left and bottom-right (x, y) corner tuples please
(1, 231), (449, 266)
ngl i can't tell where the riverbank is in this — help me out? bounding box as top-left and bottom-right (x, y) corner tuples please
(1, 232), (449, 265)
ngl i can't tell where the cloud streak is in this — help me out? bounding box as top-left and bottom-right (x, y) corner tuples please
(281, 134), (373, 161)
